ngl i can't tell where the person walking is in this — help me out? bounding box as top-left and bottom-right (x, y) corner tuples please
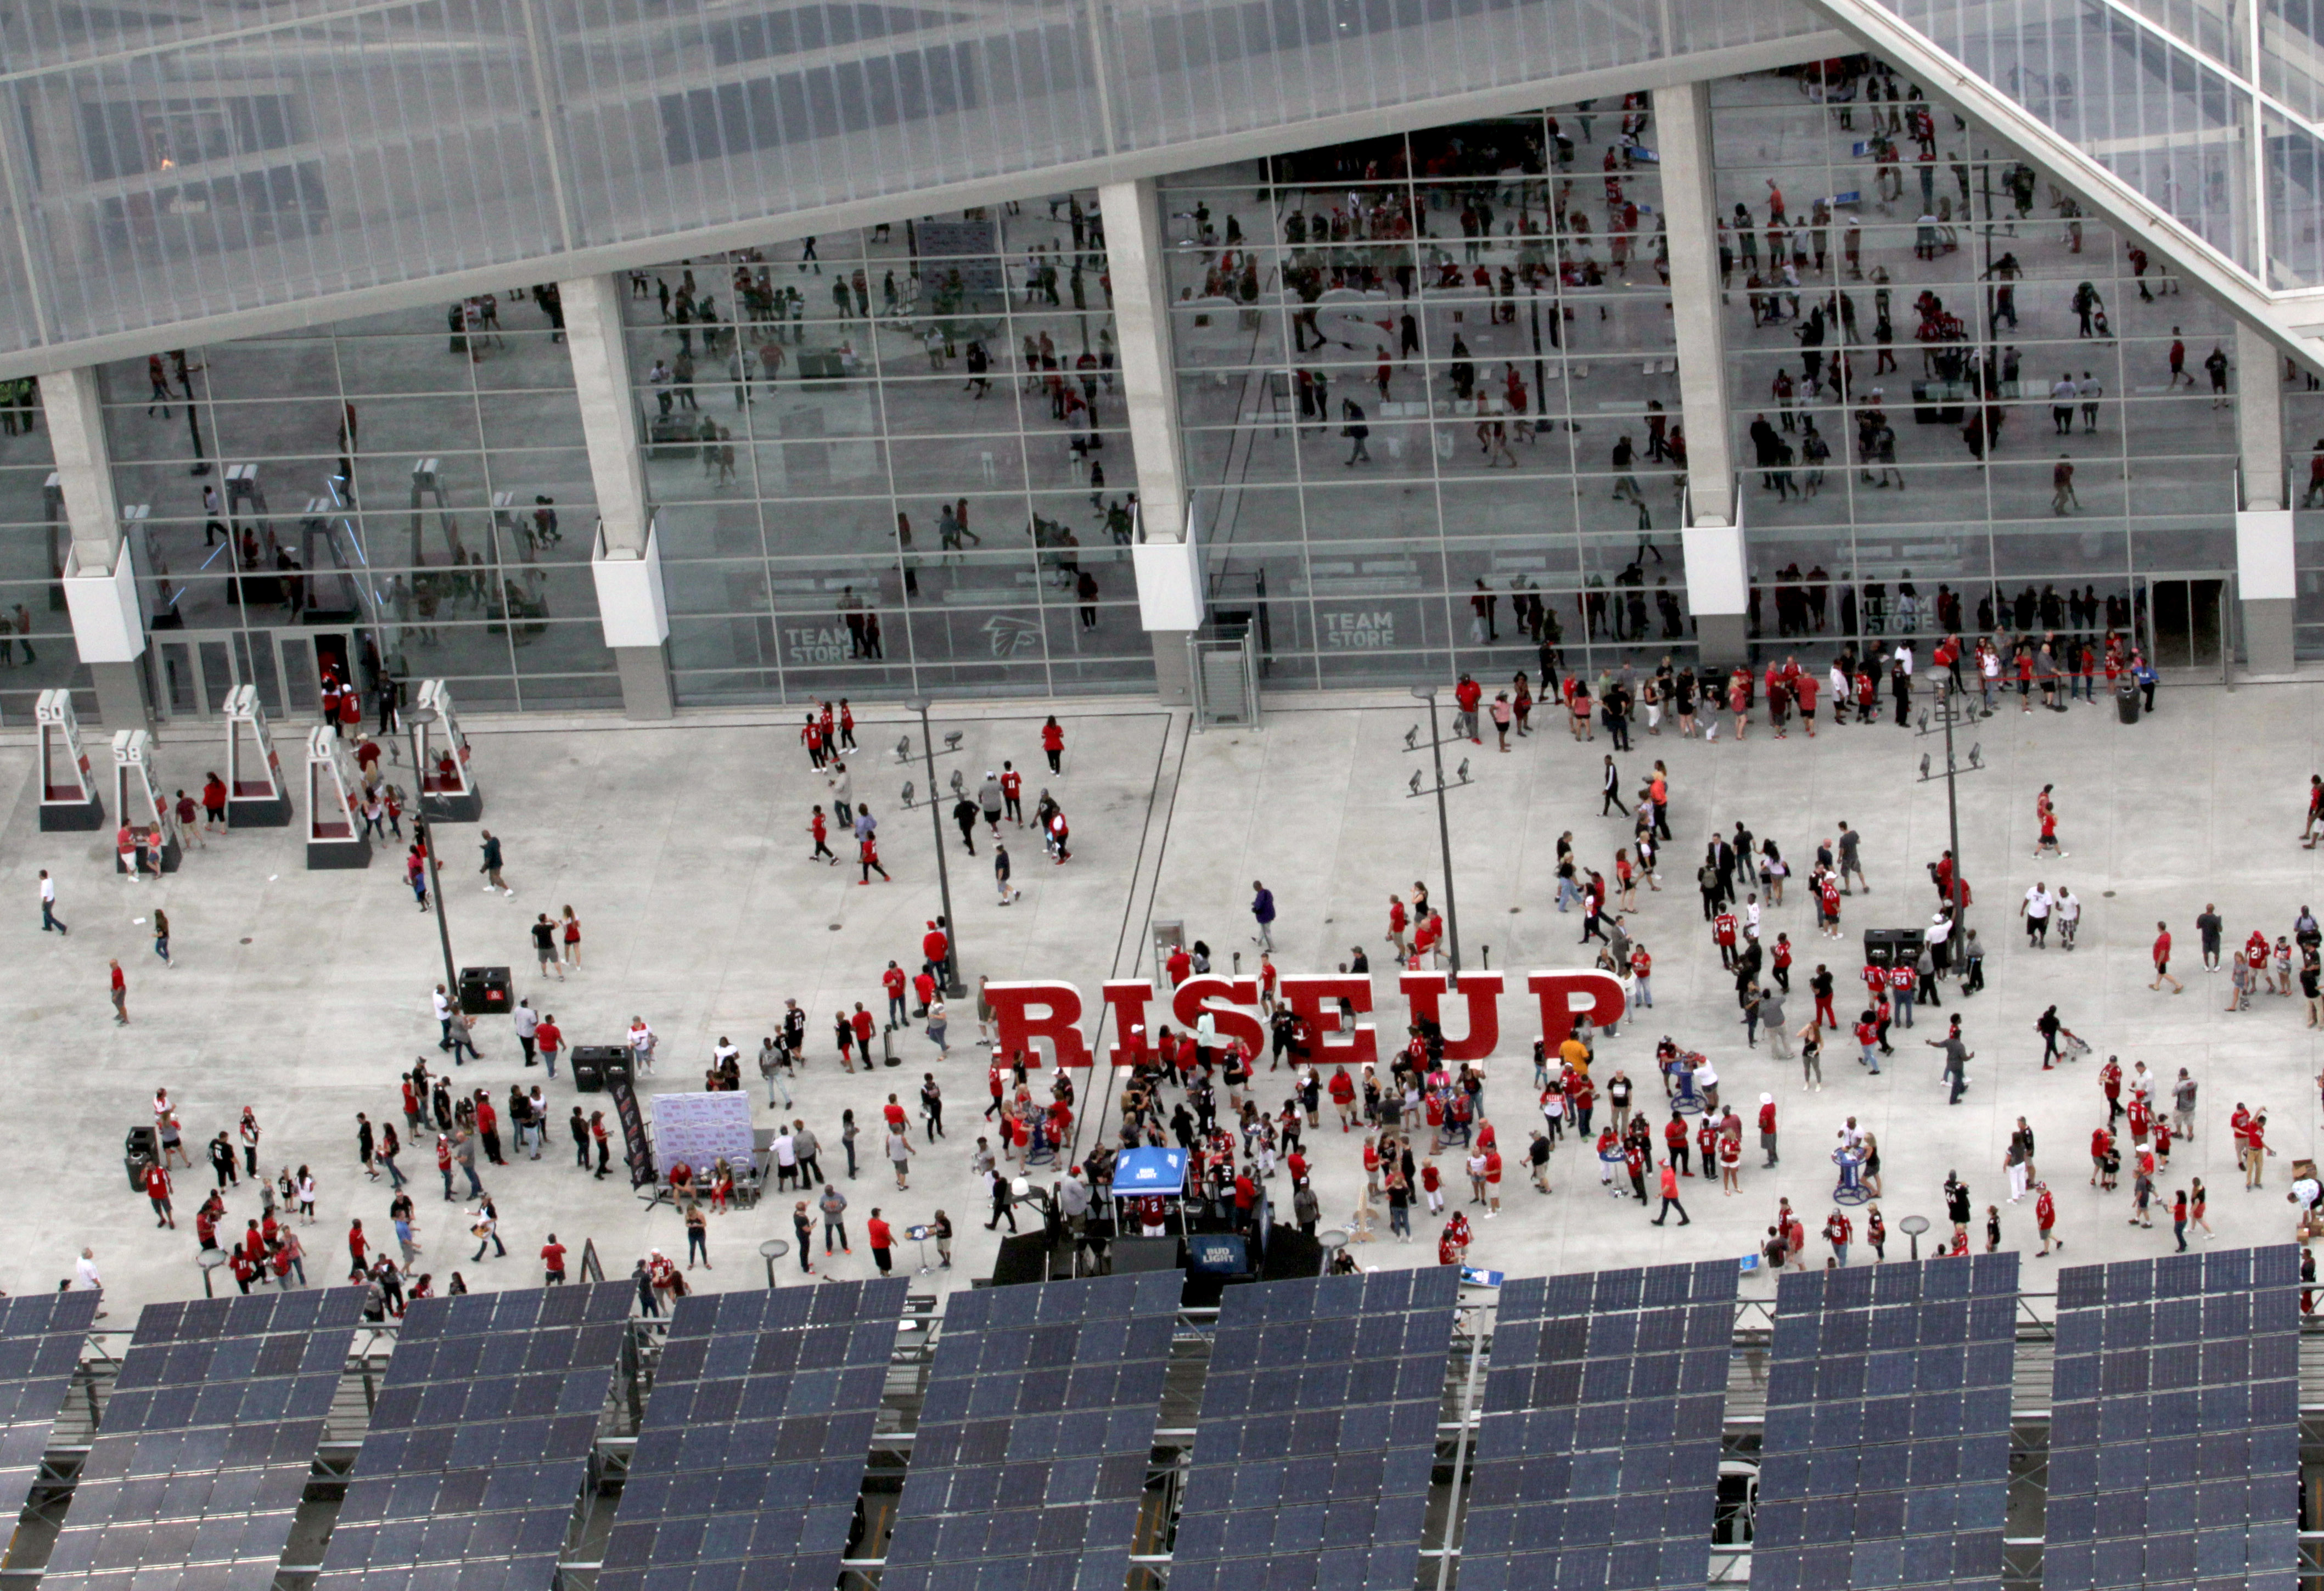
(478, 830), (513, 895)
(995, 844), (1018, 904)
(1651, 1160), (1691, 1225)
(38, 870), (65, 935)
(153, 908), (172, 966)
(2151, 923), (2184, 992)
(1251, 881), (1276, 951)
(109, 959), (128, 1025)
(684, 1204), (711, 1269)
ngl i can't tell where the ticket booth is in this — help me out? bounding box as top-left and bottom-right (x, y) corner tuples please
(414, 678), (481, 822)
(112, 730), (180, 874)
(35, 689), (103, 831)
(223, 684), (292, 827)
(305, 726), (371, 870)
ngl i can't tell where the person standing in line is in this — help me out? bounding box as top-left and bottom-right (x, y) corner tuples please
(1251, 881), (1277, 951)
(109, 959), (128, 1025)
(479, 830), (513, 895)
(40, 870), (65, 935)
(2151, 923), (2183, 992)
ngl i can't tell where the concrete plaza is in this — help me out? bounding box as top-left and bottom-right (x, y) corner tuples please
(3, 672), (2320, 1312)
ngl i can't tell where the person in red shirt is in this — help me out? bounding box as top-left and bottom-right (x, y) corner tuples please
(858, 834), (889, 884)
(882, 963), (908, 1026)
(1758, 1095), (1778, 1167)
(2126, 1094), (2151, 1145)
(1793, 668), (1818, 737)
(2100, 1055), (2123, 1122)
(1663, 1114), (1691, 1176)
(883, 1094), (908, 1135)
(922, 920), (950, 987)
(1387, 895), (1409, 958)
(1652, 1161), (1689, 1225)
(144, 1161), (173, 1227)
(1818, 874), (1842, 938)
(1824, 1209), (1852, 1264)
(1770, 935), (1792, 993)
(2090, 1126), (2115, 1189)
(1482, 1148), (1503, 1214)
(837, 700), (855, 750)
(348, 1219), (368, 1273)
(1711, 909), (1738, 969)
(800, 715), (826, 768)
(110, 959), (128, 1025)
(1454, 674), (1484, 744)
(1041, 716), (1067, 773)
(1165, 944), (1193, 987)
(1000, 763), (1024, 824)
(1438, 1210), (1472, 1264)
(2246, 1111), (2271, 1187)
(866, 1211), (895, 1275)
(2034, 1183), (2059, 1253)
(911, 971), (936, 1018)
(541, 1234), (568, 1284)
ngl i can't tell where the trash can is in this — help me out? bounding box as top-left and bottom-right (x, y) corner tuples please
(2115, 683), (2141, 724)
(124, 1125), (158, 1190)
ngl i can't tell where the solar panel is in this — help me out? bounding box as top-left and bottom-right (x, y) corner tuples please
(2044, 1246), (2298, 1591)
(1167, 1268), (1459, 1591)
(599, 1277), (906, 1591)
(0, 1291), (99, 1524)
(883, 1273), (1178, 1591)
(314, 1283), (630, 1591)
(1459, 1261), (1734, 1591)
(1750, 1255), (2018, 1591)
(41, 1289), (365, 1590)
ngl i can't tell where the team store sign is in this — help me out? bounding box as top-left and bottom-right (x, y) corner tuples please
(984, 969), (1626, 1067)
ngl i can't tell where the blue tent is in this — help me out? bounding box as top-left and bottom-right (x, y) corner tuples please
(1113, 1147), (1189, 1194)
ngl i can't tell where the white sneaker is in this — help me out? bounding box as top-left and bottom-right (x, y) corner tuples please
(482, 884), (496, 892)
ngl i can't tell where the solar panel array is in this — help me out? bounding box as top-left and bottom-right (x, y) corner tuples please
(1461, 1262), (1736, 1591)
(2045, 1246), (2300, 1591)
(315, 1283), (630, 1591)
(1167, 1268), (1460, 1591)
(43, 1289), (364, 1591)
(1752, 1256), (2019, 1591)
(600, 1278), (908, 1591)
(883, 1271), (1180, 1591)
(0, 1291), (100, 1522)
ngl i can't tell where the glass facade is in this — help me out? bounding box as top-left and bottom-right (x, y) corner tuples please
(625, 200), (1153, 703)
(1161, 110), (1698, 689)
(89, 295), (614, 721)
(0, 0), (1838, 361)
(8, 53), (2321, 718)
(0, 394), (72, 724)
(1710, 66), (2247, 657)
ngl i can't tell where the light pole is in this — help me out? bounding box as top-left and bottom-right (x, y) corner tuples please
(1404, 684), (1469, 981)
(405, 704), (458, 997)
(901, 699), (966, 997)
(1914, 673), (1984, 939)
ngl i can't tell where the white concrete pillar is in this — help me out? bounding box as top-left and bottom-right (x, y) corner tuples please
(47, 367), (148, 728)
(2235, 321), (2294, 674)
(1099, 178), (1199, 706)
(563, 274), (673, 717)
(1655, 82), (1745, 664)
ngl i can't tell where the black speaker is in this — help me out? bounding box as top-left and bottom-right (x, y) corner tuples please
(569, 1045), (623, 1094)
(1111, 1235), (1183, 1274)
(602, 1049), (634, 1088)
(458, 965), (513, 1015)
(1861, 928), (1926, 968)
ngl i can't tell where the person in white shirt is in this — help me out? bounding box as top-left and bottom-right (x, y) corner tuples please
(39, 869), (65, 935)
(2050, 374), (2078, 434)
(514, 1000), (540, 1066)
(2054, 887), (2082, 951)
(74, 1248), (103, 1315)
(2020, 884), (2054, 947)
